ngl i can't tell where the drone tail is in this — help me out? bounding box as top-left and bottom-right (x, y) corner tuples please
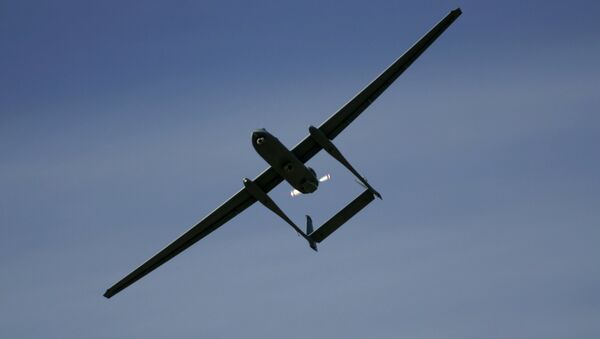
(306, 216), (318, 252)
(307, 189), (375, 244)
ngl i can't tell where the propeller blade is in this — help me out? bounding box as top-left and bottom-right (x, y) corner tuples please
(292, 174), (331, 197)
(319, 174), (331, 182)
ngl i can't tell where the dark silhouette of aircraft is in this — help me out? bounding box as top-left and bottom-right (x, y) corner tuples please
(104, 8), (462, 298)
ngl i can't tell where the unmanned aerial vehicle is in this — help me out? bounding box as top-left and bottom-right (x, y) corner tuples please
(104, 8), (462, 298)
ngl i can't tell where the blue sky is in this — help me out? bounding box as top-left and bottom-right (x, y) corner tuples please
(1, 1), (599, 338)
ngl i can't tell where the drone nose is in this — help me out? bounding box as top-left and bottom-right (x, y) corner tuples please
(252, 128), (267, 137)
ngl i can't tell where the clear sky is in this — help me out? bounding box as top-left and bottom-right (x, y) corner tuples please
(1, 1), (599, 338)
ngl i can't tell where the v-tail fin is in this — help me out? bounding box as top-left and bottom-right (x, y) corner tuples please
(306, 215), (318, 252)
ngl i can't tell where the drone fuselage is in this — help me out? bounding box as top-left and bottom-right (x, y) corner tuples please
(252, 129), (318, 194)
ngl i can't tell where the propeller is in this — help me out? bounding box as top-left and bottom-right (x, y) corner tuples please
(290, 174), (331, 197)
(319, 174), (331, 182)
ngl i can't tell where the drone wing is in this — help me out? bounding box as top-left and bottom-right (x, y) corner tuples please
(291, 8), (462, 163)
(103, 167), (283, 298)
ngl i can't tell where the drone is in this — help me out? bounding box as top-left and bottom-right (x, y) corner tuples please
(104, 8), (461, 298)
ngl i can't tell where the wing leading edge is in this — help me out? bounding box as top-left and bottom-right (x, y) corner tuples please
(103, 167), (283, 298)
(292, 8), (462, 163)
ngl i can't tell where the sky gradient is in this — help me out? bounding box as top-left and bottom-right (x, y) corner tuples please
(1, 1), (600, 338)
